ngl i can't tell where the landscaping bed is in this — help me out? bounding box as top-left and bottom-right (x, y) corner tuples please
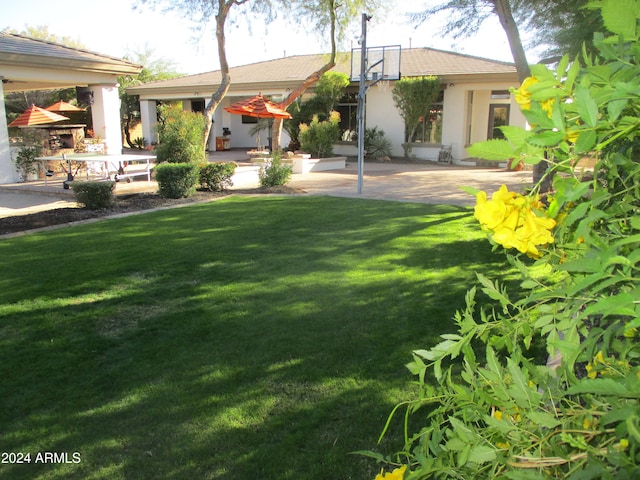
(0, 186), (305, 235)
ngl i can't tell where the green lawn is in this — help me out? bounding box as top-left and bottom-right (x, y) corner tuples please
(0, 196), (512, 480)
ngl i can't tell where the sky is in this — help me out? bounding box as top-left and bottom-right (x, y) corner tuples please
(1, 0), (529, 76)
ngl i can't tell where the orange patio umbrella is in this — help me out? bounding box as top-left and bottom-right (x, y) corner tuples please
(224, 94), (292, 119)
(8, 105), (70, 127)
(45, 101), (85, 112)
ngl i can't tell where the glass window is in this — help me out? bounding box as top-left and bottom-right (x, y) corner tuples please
(336, 91), (358, 141)
(488, 104), (510, 139)
(412, 88), (444, 144)
(491, 90), (511, 99)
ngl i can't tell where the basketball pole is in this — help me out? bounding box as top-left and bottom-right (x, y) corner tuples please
(356, 13), (384, 195)
(356, 13), (369, 195)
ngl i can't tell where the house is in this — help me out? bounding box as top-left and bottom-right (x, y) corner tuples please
(128, 48), (526, 164)
(0, 32), (142, 184)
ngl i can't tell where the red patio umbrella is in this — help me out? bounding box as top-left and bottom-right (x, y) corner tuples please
(45, 101), (85, 112)
(8, 105), (70, 127)
(224, 94), (292, 119)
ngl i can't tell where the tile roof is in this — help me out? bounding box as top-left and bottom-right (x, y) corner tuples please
(128, 48), (517, 97)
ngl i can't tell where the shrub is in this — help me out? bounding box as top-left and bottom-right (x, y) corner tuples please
(299, 111), (341, 158)
(259, 152), (292, 187)
(369, 1), (640, 478)
(155, 104), (206, 164)
(364, 127), (392, 160)
(199, 162), (236, 191)
(70, 181), (115, 210)
(154, 162), (199, 198)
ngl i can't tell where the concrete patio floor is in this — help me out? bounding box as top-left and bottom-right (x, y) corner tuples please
(0, 149), (533, 218)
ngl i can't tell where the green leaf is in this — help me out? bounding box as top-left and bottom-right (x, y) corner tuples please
(575, 129), (597, 153)
(467, 139), (516, 161)
(574, 86), (599, 127)
(601, 0), (637, 40)
(467, 445), (496, 465)
(583, 292), (638, 317)
(565, 378), (640, 398)
(500, 126), (531, 148)
(607, 98), (627, 122)
(564, 57), (581, 92)
(526, 131), (566, 147)
(527, 411), (561, 429)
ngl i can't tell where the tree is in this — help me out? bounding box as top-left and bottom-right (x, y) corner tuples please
(392, 76), (441, 158)
(411, 1), (530, 81)
(285, 71), (350, 150)
(270, 0), (383, 151)
(136, 0), (277, 151)
(411, 0), (572, 187)
(119, 46), (183, 148)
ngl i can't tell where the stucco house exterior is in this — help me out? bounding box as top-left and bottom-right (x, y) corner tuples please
(0, 32), (141, 184)
(128, 48), (526, 165)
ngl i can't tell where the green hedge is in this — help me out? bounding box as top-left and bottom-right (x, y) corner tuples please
(155, 162), (199, 199)
(199, 162), (236, 191)
(70, 181), (115, 210)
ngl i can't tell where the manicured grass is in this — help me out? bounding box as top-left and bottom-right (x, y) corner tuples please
(0, 196), (513, 479)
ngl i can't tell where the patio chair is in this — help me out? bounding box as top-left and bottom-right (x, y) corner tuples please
(438, 145), (452, 165)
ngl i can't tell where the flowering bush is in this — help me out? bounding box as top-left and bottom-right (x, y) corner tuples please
(365, 1), (640, 478)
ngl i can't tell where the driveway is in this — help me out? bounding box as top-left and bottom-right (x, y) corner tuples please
(286, 161), (532, 206)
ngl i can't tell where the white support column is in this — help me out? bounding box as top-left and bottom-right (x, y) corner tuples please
(140, 100), (158, 146)
(90, 83), (122, 154)
(0, 80), (17, 184)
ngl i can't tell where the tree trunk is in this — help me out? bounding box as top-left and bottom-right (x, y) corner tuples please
(202, 0), (247, 153)
(491, 0), (530, 83)
(271, 0), (338, 151)
(492, 0), (550, 189)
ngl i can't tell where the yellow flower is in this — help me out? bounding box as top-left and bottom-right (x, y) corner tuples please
(614, 438), (630, 451)
(566, 129), (580, 143)
(496, 442), (510, 449)
(475, 186), (556, 258)
(513, 76), (555, 118)
(514, 76), (539, 110)
(374, 465), (407, 480)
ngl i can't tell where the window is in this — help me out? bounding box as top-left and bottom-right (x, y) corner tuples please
(488, 104), (510, 139)
(491, 90), (511, 100)
(191, 99), (205, 113)
(335, 91), (358, 141)
(412, 88), (444, 144)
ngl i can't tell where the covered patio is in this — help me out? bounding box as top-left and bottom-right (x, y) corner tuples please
(0, 32), (142, 184)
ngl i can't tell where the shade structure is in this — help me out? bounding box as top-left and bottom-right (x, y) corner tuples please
(45, 101), (85, 112)
(8, 105), (70, 127)
(224, 94), (292, 119)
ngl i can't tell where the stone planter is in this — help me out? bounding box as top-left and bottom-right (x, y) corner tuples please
(291, 156), (346, 174)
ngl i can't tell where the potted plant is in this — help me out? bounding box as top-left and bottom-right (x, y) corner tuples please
(13, 144), (42, 181)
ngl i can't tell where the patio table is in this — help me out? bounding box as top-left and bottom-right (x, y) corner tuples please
(35, 153), (156, 185)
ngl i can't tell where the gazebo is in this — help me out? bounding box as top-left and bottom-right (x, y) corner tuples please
(0, 32), (142, 183)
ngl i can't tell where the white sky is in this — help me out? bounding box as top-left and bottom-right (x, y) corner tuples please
(1, 0), (528, 75)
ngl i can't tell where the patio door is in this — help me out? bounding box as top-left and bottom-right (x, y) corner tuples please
(488, 104), (510, 140)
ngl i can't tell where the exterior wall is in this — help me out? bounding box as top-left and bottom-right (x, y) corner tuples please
(0, 80), (17, 183)
(361, 80), (526, 163)
(365, 83), (405, 157)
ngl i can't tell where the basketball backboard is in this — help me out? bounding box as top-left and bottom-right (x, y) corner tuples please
(350, 45), (401, 83)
